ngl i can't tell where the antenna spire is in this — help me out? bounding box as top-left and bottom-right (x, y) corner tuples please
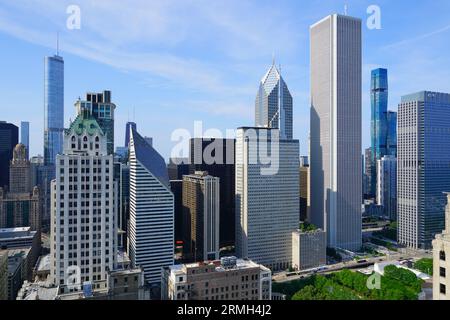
(56, 32), (60, 56)
(272, 52), (276, 66)
(344, 4), (348, 15)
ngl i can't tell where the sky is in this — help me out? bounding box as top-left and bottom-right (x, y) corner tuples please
(1, 0), (450, 160)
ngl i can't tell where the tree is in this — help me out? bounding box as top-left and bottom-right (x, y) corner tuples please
(413, 258), (433, 275)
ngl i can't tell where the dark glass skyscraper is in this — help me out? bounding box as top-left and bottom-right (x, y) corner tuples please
(370, 68), (397, 197)
(189, 138), (235, 248)
(44, 55), (64, 166)
(0, 121), (19, 189)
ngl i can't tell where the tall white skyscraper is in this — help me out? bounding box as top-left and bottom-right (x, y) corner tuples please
(310, 14), (362, 251)
(398, 91), (450, 249)
(129, 128), (174, 286)
(50, 111), (117, 293)
(377, 155), (397, 220)
(255, 62), (293, 140)
(235, 127), (299, 270)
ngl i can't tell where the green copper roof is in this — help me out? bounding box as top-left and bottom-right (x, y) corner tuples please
(65, 112), (105, 136)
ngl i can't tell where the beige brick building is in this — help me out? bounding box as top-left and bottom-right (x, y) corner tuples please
(433, 192), (450, 300)
(162, 257), (271, 300)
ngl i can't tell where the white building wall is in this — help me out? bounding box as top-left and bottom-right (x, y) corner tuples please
(235, 127), (299, 270)
(310, 14), (362, 251)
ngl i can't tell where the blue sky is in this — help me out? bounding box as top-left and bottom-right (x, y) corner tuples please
(1, 0), (450, 160)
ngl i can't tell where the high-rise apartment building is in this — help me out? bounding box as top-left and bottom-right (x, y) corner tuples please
(0, 121), (19, 189)
(20, 122), (30, 160)
(235, 127), (299, 270)
(128, 128), (174, 287)
(398, 91), (450, 249)
(50, 111), (117, 293)
(310, 14), (362, 251)
(44, 55), (64, 166)
(182, 171), (220, 262)
(189, 138), (235, 248)
(377, 155), (397, 220)
(433, 193), (450, 300)
(255, 62), (293, 140)
(74, 90), (116, 155)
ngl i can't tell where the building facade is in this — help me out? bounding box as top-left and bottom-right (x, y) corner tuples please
(44, 55), (64, 167)
(50, 111), (117, 293)
(235, 127), (299, 270)
(255, 62), (293, 140)
(310, 14), (362, 251)
(398, 91), (450, 249)
(377, 155), (397, 220)
(433, 193), (450, 300)
(292, 228), (327, 271)
(162, 257), (271, 300)
(189, 138), (235, 248)
(0, 251), (7, 300)
(299, 165), (309, 222)
(182, 172), (220, 262)
(74, 91), (116, 155)
(0, 144), (41, 231)
(370, 68), (397, 198)
(128, 128), (174, 287)
(0, 121), (19, 189)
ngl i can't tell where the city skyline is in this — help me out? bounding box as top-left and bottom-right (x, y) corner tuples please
(1, 1), (450, 160)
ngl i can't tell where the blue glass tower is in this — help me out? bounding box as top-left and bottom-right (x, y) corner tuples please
(44, 55), (64, 166)
(370, 68), (397, 197)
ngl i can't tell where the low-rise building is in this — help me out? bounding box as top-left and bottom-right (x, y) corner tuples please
(0, 227), (40, 281)
(292, 228), (326, 271)
(6, 248), (32, 300)
(162, 257), (272, 300)
(433, 192), (450, 300)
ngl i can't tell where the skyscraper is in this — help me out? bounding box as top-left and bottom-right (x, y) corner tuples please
(9, 144), (31, 194)
(125, 122), (137, 148)
(182, 171), (220, 262)
(0, 145), (41, 231)
(235, 127), (299, 270)
(129, 128), (174, 287)
(386, 110), (397, 157)
(44, 55), (64, 166)
(189, 138), (235, 248)
(398, 91), (450, 249)
(370, 69), (397, 197)
(20, 121), (30, 160)
(310, 14), (362, 251)
(50, 110), (117, 293)
(377, 155), (397, 220)
(0, 121), (18, 189)
(255, 62), (293, 140)
(74, 90), (116, 155)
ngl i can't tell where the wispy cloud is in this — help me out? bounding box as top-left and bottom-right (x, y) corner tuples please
(383, 23), (450, 50)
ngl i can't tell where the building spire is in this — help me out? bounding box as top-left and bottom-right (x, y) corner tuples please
(344, 4), (348, 15)
(56, 32), (59, 56)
